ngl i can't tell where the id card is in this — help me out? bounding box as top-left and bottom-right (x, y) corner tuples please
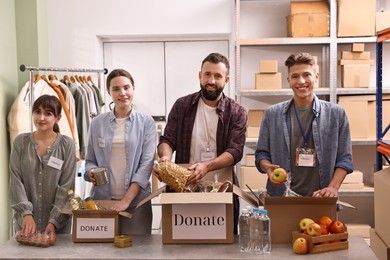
(48, 156), (64, 170)
(200, 149), (217, 162)
(295, 148), (316, 167)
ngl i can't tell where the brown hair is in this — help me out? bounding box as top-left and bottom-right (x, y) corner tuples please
(201, 53), (230, 75)
(285, 53), (315, 71)
(106, 69), (135, 92)
(32, 95), (62, 133)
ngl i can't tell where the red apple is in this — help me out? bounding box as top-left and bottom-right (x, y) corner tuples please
(307, 223), (322, 236)
(299, 218), (314, 231)
(319, 216), (333, 229)
(293, 237), (308, 254)
(319, 223), (329, 235)
(329, 220), (345, 234)
(272, 168), (287, 184)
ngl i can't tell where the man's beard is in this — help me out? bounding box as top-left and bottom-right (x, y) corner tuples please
(201, 84), (223, 101)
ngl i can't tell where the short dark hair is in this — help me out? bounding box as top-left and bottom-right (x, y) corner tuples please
(106, 69), (135, 92)
(285, 53), (315, 71)
(201, 53), (230, 75)
(32, 95), (62, 133)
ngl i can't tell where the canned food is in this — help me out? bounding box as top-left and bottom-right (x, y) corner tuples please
(91, 167), (109, 186)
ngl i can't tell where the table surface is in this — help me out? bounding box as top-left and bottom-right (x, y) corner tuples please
(0, 235), (376, 260)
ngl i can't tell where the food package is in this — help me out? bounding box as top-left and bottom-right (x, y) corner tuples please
(157, 161), (193, 192)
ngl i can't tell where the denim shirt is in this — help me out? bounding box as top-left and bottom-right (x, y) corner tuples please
(255, 95), (353, 196)
(85, 109), (157, 206)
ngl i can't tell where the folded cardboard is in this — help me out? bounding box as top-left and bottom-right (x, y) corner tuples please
(259, 60), (278, 74)
(137, 166), (258, 244)
(370, 228), (390, 260)
(287, 1), (330, 37)
(248, 110), (264, 127)
(374, 167), (390, 247)
(255, 73), (282, 89)
(337, 0), (376, 37)
(376, 11), (390, 32)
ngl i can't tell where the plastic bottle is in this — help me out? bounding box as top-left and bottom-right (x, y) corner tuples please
(250, 207), (262, 252)
(67, 189), (85, 210)
(239, 208), (251, 252)
(261, 209), (271, 253)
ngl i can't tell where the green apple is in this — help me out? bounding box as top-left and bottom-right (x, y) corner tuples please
(271, 168), (287, 183)
(299, 218), (314, 231)
(307, 222), (322, 236)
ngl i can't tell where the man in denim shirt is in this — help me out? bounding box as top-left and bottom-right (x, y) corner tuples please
(255, 53), (353, 197)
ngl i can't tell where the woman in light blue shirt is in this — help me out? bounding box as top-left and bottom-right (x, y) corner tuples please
(85, 69), (157, 235)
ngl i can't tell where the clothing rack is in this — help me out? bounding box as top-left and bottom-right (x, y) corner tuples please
(19, 64), (108, 131)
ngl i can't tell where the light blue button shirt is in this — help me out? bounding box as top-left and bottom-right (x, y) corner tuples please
(85, 109), (157, 206)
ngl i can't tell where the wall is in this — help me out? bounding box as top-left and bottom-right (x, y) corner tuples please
(0, 0), (19, 243)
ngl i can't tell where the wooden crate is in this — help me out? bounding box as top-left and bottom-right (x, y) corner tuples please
(292, 231), (349, 254)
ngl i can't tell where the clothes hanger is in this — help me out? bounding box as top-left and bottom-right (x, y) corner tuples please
(41, 74), (50, 84)
(87, 75), (95, 86)
(48, 74), (58, 81)
(33, 74), (42, 83)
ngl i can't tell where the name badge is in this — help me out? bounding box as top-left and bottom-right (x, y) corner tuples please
(295, 148), (316, 167)
(200, 149), (217, 162)
(98, 137), (105, 148)
(48, 156), (64, 170)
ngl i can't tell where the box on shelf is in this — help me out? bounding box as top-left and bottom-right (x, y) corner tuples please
(259, 60), (278, 74)
(240, 166), (267, 191)
(343, 170), (363, 183)
(345, 224), (371, 238)
(63, 200), (128, 243)
(248, 110), (264, 127)
(137, 166), (258, 244)
(255, 73), (282, 89)
(292, 231), (348, 253)
(341, 51), (371, 60)
(337, 0), (376, 37)
(338, 95), (390, 139)
(339, 59), (374, 65)
(246, 154), (256, 167)
(339, 182), (365, 190)
(374, 167), (390, 247)
(286, 1), (330, 37)
(376, 11), (390, 32)
(341, 64), (370, 88)
(370, 228), (390, 260)
(352, 43), (365, 52)
(246, 126), (260, 138)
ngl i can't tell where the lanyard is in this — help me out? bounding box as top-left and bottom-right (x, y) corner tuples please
(293, 103), (315, 147)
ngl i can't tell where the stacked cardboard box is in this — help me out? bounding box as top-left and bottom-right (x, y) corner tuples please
(337, 0), (376, 37)
(339, 170), (364, 190)
(340, 43), (373, 88)
(246, 110), (263, 138)
(376, 11), (390, 32)
(240, 154), (267, 192)
(286, 0), (330, 37)
(255, 60), (282, 90)
(372, 167), (390, 259)
(338, 95), (390, 140)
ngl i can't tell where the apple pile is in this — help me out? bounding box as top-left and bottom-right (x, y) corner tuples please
(293, 216), (346, 254)
(271, 167), (287, 184)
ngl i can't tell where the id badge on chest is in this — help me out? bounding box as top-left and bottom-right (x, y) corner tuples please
(295, 148), (316, 167)
(200, 149), (217, 162)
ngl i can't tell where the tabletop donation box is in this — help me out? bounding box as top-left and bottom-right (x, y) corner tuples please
(137, 166), (257, 244)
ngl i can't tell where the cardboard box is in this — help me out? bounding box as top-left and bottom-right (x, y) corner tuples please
(259, 60), (278, 74)
(352, 43), (365, 52)
(240, 166), (267, 191)
(137, 167), (258, 244)
(376, 12), (390, 32)
(287, 1), (330, 37)
(374, 167), (390, 247)
(343, 171), (363, 183)
(337, 0), (376, 37)
(370, 228), (390, 260)
(338, 95), (390, 139)
(345, 224), (370, 238)
(255, 73), (282, 89)
(262, 197), (338, 243)
(248, 110), (264, 127)
(246, 126), (260, 138)
(341, 51), (370, 60)
(246, 154), (256, 167)
(341, 64), (370, 88)
(339, 182), (365, 190)
(339, 59), (374, 65)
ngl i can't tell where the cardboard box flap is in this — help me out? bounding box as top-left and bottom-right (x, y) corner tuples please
(63, 200), (133, 219)
(136, 185), (165, 209)
(233, 184), (258, 208)
(291, 1), (329, 14)
(337, 200), (356, 209)
(160, 192), (232, 204)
